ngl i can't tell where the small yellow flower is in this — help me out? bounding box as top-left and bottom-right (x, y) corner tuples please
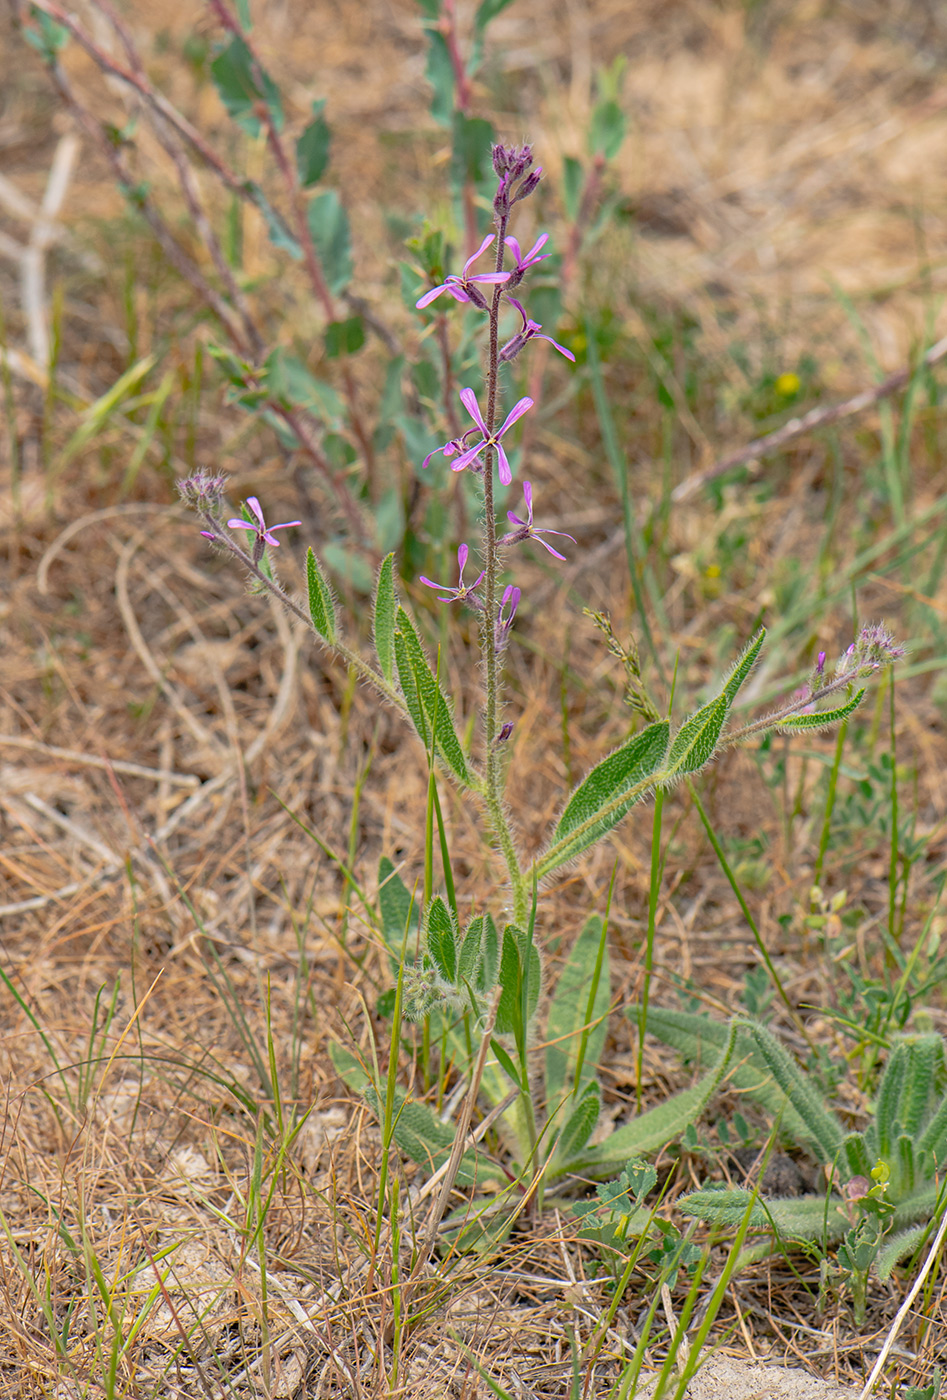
(775, 371), (801, 396)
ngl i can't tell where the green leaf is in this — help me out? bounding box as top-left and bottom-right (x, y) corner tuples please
(722, 628), (766, 704)
(378, 857), (418, 955)
(450, 112), (495, 189)
(562, 157), (584, 222)
(364, 1087), (481, 1186)
(305, 548), (337, 644)
(296, 101), (331, 186)
(840, 1131), (872, 1180)
(662, 694), (728, 784)
(306, 190), (353, 295)
(24, 10), (69, 59)
(247, 183), (302, 259)
(741, 1021), (844, 1165)
(211, 35), (283, 137)
(679, 1188), (850, 1241)
(457, 917), (484, 987)
(495, 924), (541, 1037)
(265, 348), (344, 428)
(373, 554), (397, 683)
(876, 1224), (930, 1280)
(574, 1020), (740, 1177)
(776, 689), (866, 731)
(543, 721), (669, 876)
(422, 28), (454, 128)
(393, 606), (470, 786)
(426, 896), (457, 983)
(556, 1083), (601, 1165)
(588, 98), (626, 161)
(545, 915), (610, 1111)
(328, 1040), (369, 1094)
(473, 0), (516, 31)
(324, 315), (365, 359)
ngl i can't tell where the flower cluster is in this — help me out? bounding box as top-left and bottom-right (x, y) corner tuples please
(414, 144), (576, 671)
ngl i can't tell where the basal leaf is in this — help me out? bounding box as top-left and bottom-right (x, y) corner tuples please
(377, 857), (418, 955)
(495, 924), (541, 1037)
(741, 1021), (844, 1164)
(373, 554), (397, 683)
(679, 1188), (849, 1241)
(306, 548), (337, 643)
(555, 1082), (601, 1166)
(545, 915), (610, 1111)
(364, 1087), (480, 1186)
(573, 1020), (739, 1177)
(426, 896), (457, 983)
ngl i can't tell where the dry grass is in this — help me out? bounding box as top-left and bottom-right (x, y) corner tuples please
(2, 0), (947, 1395)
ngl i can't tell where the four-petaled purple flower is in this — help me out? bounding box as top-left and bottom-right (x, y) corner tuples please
(499, 298), (575, 364)
(416, 235), (510, 312)
(500, 481), (576, 560)
(226, 496), (301, 549)
(419, 544), (485, 607)
(505, 234), (551, 279)
(452, 387), (533, 485)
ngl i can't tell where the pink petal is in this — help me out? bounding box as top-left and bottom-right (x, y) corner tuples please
(462, 233), (496, 276)
(496, 443), (513, 485)
(497, 396), (534, 436)
(459, 387), (487, 434)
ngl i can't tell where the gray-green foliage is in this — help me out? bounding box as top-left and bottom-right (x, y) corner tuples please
(667, 1018), (947, 1283)
(332, 863), (740, 1211)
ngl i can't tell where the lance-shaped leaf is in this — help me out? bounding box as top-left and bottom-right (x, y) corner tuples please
(377, 856), (418, 960)
(679, 1188), (850, 1241)
(425, 896), (458, 983)
(775, 689), (866, 731)
(661, 693), (728, 784)
(546, 915), (610, 1111)
(538, 721), (669, 879)
(306, 548), (337, 643)
(373, 554), (397, 683)
(570, 1019), (739, 1177)
(495, 924), (542, 1036)
(554, 1082), (601, 1166)
(739, 1020), (844, 1164)
(721, 628), (766, 704)
(364, 1086), (481, 1186)
(393, 606), (470, 786)
(460, 913), (500, 993)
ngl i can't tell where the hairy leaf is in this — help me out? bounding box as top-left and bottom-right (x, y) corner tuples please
(662, 694), (728, 783)
(545, 914), (610, 1112)
(373, 554), (397, 683)
(572, 1019), (738, 1176)
(540, 721), (668, 876)
(394, 606), (470, 786)
(306, 548), (337, 644)
(775, 689), (866, 730)
(740, 1021), (844, 1165)
(426, 896), (457, 983)
(495, 924), (542, 1037)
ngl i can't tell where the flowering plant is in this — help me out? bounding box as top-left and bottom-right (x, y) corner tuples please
(182, 144), (903, 1237)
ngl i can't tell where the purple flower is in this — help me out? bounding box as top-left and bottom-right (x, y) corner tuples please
(499, 298), (575, 364)
(505, 234), (551, 277)
(495, 584), (521, 653)
(419, 543), (485, 606)
(449, 387), (533, 485)
(226, 496), (301, 548)
(500, 481), (575, 561)
(415, 235), (510, 311)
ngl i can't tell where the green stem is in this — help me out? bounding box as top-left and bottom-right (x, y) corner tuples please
(638, 787), (665, 1111)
